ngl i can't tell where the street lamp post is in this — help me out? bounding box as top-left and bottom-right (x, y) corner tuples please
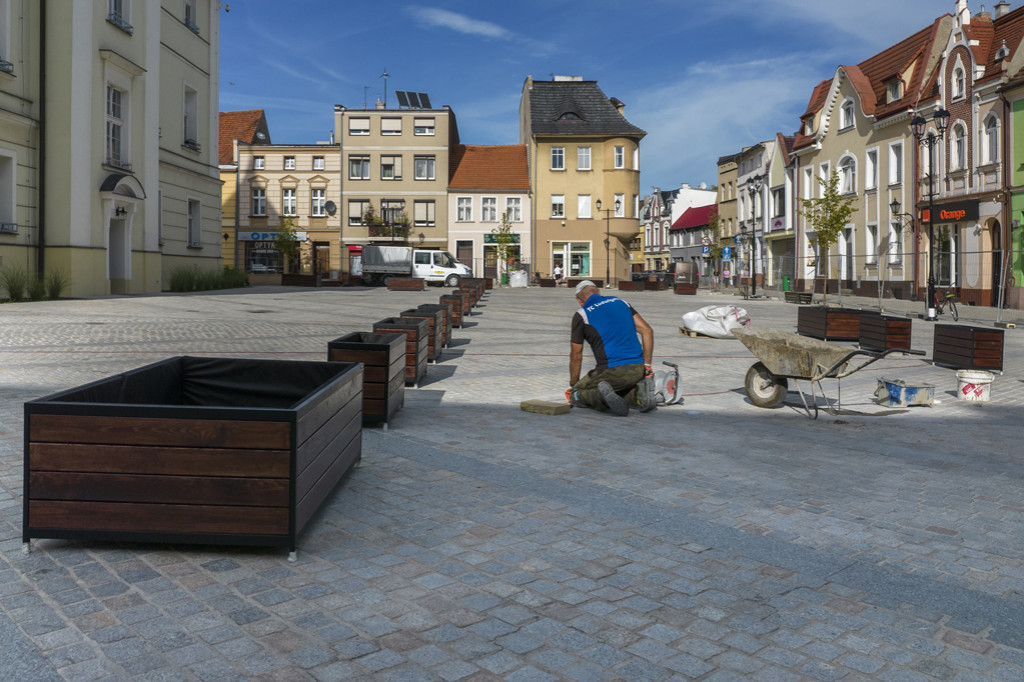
(911, 108), (950, 321)
(746, 175), (763, 297)
(596, 198), (621, 286)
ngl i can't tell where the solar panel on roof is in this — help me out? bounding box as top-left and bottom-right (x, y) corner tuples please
(395, 90), (410, 108)
(418, 93), (431, 109)
(408, 92), (423, 108)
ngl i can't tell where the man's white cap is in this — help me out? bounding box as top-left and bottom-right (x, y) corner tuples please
(574, 280), (597, 296)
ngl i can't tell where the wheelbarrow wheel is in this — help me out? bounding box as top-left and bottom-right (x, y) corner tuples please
(745, 362), (788, 408)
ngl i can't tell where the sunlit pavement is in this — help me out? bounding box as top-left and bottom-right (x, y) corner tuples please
(1, 284), (1022, 681)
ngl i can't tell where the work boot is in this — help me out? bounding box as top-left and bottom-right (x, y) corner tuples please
(598, 381), (629, 417)
(634, 376), (657, 413)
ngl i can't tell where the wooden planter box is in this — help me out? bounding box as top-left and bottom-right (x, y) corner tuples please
(386, 277), (426, 292)
(673, 282), (697, 295)
(328, 332), (406, 428)
(23, 357), (362, 556)
(539, 278), (557, 288)
(401, 308), (444, 362)
(785, 291), (813, 304)
(617, 281), (641, 291)
(373, 317), (428, 386)
(440, 294), (464, 328)
(797, 306), (865, 341)
(933, 324), (1004, 371)
(453, 288), (474, 313)
(567, 278), (603, 289)
(463, 279), (488, 297)
(859, 313), (912, 351)
(643, 280), (667, 291)
(416, 303), (453, 348)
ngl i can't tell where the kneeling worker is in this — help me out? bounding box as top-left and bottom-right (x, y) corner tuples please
(567, 280), (656, 416)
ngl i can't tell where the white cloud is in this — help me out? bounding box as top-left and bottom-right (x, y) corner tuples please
(405, 6), (511, 39)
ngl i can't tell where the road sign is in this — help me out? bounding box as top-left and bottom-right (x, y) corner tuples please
(701, 245), (710, 256)
(722, 246), (732, 261)
(701, 235), (711, 246)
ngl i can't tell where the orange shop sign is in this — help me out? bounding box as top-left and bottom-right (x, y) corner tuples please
(920, 201), (978, 224)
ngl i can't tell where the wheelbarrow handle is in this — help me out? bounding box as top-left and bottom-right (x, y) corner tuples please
(815, 347), (925, 381)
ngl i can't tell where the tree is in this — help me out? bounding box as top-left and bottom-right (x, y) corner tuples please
(799, 170), (857, 305)
(703, 209), (724, 289)
(490, 211), (518, 284)
(274, 217), (301, 274)
(362, 205), (410, 241)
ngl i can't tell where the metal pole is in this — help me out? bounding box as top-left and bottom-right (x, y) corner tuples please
(606, 211), (610, 286)
(926, 135), (937, 321)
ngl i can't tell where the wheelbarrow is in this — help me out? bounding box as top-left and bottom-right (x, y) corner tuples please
(732, 328), (925, 419)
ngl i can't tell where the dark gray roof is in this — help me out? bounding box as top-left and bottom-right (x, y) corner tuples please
(527, 80), (646, 137)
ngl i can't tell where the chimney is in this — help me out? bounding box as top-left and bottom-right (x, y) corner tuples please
(375, 97), (385, 110)
(976, 4), (991, 20)
(609, 96), (625, 115)
(995, 0), (1010, 17)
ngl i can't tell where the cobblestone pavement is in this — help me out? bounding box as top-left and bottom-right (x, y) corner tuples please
(1, 285), (1022, 681)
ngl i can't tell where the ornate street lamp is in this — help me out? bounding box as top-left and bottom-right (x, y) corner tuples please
(596, 197), (621, 285)
(745, 175), (763, 297)
(911, 107), (950, 320)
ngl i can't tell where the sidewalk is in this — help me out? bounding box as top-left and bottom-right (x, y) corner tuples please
(0, 285), (1022, 681)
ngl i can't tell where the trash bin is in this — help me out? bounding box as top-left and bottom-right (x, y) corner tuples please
(782, 276), (791, 292)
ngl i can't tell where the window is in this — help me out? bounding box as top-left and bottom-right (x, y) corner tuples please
(349, 155), (370, 180)
(772, 188), (784, 218)
(888, 142), (902, 185)
(311, 188), (326, 217)
(282, 188), (297, 216)
(380, 155), (402, 180)
(183, 84), (199, 150)
(551, 194), (565, 218)
(952, 124), (966, 170)
(381, 199), (404, 224)
(183, 0), (199, 32)
(284, 156), (295, 170)
(107, 0), (133, 34)
(348, 117), (370, 135)
(254, 156), (264, 170)
(414, 156), (435, 180)
(888, 221), (903, 264)
(803, 167), (813, 200)
(577, 195), (591, 219)
(414, 117), (435, 135)
(251, 188), (266, 216)
(633, 147), (639, 170)
(187, 199), (201, 247)
(887, 80), (901, 103)
(457, 197), (472, 221)
(614, 194), (625, 217)
(577, 146), (591, 170)
(866, 224), (878, 264)
(0, 151), (15, 229)
(505, 197), (522, 222)
(551, 147), (565, 170)
(380, 117), (401, 135)
(481, 197), (497, 222)
(985, 116), (999, 164)
(313, 156), (325, 171)
(865, 149), (878, 190)
(953, 66), (965, 99)
(414, 200), (435, 227)
(105, 85), (128, 169)
(349, 199), (369, 226)
(614, 146), (625, 169)
(838, 156), (856, 194)
(840, 98), (854, 129)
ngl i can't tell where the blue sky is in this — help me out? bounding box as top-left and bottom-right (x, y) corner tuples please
(219, 0), (957, 191)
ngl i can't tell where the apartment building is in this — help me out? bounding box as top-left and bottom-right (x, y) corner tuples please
(447, 144), (531, 279)
(715, 154), (740, 277)
(218, 109), (270, 272)
(519, 76), (645, 284)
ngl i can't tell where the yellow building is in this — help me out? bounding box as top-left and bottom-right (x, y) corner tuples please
(0, 0), (222, 297)
(519, 76), (645, 284)
(219, 110), (270, 273)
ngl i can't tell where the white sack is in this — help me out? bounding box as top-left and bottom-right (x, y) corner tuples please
(681, 305), (751, 339)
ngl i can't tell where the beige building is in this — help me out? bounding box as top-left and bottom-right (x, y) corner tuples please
(519, 76), (645, 284)
(0, 1), (223, 297)
(715, 154), (739, 280)
(334, 103), (456, 277)
(218, 109), (270, 273)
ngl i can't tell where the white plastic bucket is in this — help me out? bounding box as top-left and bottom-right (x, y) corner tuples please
(956, 369), (994, 402)
(509, 271), (528, 288)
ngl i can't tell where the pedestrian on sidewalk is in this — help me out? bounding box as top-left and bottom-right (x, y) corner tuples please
(553, 264), (563, 285)
(566, 280), (656, 416)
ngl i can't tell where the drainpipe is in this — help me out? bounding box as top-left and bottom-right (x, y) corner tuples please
(37, 0), (47, 278)
(910, 119), (919, 301)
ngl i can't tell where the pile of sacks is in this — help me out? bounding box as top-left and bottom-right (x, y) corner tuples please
(681, 305), (751, 339)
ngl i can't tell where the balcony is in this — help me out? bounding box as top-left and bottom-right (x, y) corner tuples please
(107, 11), (134, 35)
(183, 138), (202, 153)
(0, 222), (18, 234)
(185, 19), (200, 34)
(0, 58), (13, 74)
(105, 157), (133, 172)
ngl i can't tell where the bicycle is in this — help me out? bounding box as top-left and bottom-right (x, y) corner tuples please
(934, 288), (958, 321)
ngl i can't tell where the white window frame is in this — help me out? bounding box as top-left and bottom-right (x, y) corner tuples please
(953, 65), (965, 100)
(984, 115), (999, 165)
(456, 196), (472, 222)
(888, 142), (903, 186)
(105, 84), (129, 168)
(803, 167), (813, 200)
(251, 187), (266, 216)
(818, 162), (830, 197)
(348, 117), (370, 135)
(577, 194), (591, 219)
(888, 220), (904, 264)
(414, 155), (435, 181)
(505, 196), (522, 222)
(254, 156), (264, 170)
(349, 155), (370, 180)
(349, 199), (369, 226)
(480, 196), (497, 222)
(187, 198), (201, 248)
(282, 188), (297, 216)
(381, 154), (402, 180)
(313, 156), (325, 171)
(865, 148), (878, 190)
(414, 200), (435, 227)
(577, 146), (591, 171)
(614, 193), (625, 217)
(414, 117), (435, 135)
(551, 146), (565, 170)
(311, 188), (326, 217)
(952, 123), (966, 170)
(840, 98), (855, 129)
(838, 155), (856, 195)
(551, 194), (565, 218)
(887, 80), (901, 103)
(183, 0), (198, 32)
(183, 83), (199, 149)
(0, 149), (15, 227)
(614, 145), (625, 169)
(284, 156), (295, 170)
(866, 223), (878, 264)
(380, 117), (402, 136)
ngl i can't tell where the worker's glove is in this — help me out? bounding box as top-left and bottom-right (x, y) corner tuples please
(644, 364), (654, 378)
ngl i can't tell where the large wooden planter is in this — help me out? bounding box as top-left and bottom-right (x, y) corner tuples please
(440, 294), (464, 328)
(328, 332), (405, 428)
(859, 313), (912, 351)
(539, 278), (557, 288)
(797, 306), (865, 341)
(401, 308), (444, 363)
(386, 277), (426, 292)
(644, 280), (667, 291)
(23, 357), (362, 556)
(673, 282), (697, 295)
(373, 317), (428, 386)
(567, 278), (603, 289)
(453, 288), (474, 313)
(416, 303), (453, 348)
(617, 281), (641, 291)
(933, 324), (1004, 371)
(463, 279), (488, 297)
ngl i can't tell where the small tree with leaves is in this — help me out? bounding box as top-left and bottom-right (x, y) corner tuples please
(274, 217), (301, 274)
(490, 211), (518, 283)
(799, 170), (857, 305)
(704, 210), (723, 288)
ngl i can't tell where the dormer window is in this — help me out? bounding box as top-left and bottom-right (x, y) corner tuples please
(840, 98), (855, 129)
(996, 40), (1010, 61)
(886, 80), (901, 103)
(558, 112), (581, 120)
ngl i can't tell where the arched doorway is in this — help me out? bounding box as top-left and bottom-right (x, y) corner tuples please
(100, 174), (146, 294)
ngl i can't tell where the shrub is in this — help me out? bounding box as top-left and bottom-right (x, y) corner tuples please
(0, 266), (28, 302)
(168, 265), (249, 293)
(45, 268), (71, 300)
(28, 277), (46, 301)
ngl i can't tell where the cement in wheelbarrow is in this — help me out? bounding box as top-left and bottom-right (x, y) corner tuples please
(732, 327), (851, 380)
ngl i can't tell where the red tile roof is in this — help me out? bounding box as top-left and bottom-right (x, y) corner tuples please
(977, 4), (1024, 86)
(218, 110), (268, 166)
(449, 145), (530, 190)
(670, 204), (717, 230)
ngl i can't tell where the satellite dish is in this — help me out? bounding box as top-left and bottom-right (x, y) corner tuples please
(324, 200), (337, 216)
(255, 131), (266, 140)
